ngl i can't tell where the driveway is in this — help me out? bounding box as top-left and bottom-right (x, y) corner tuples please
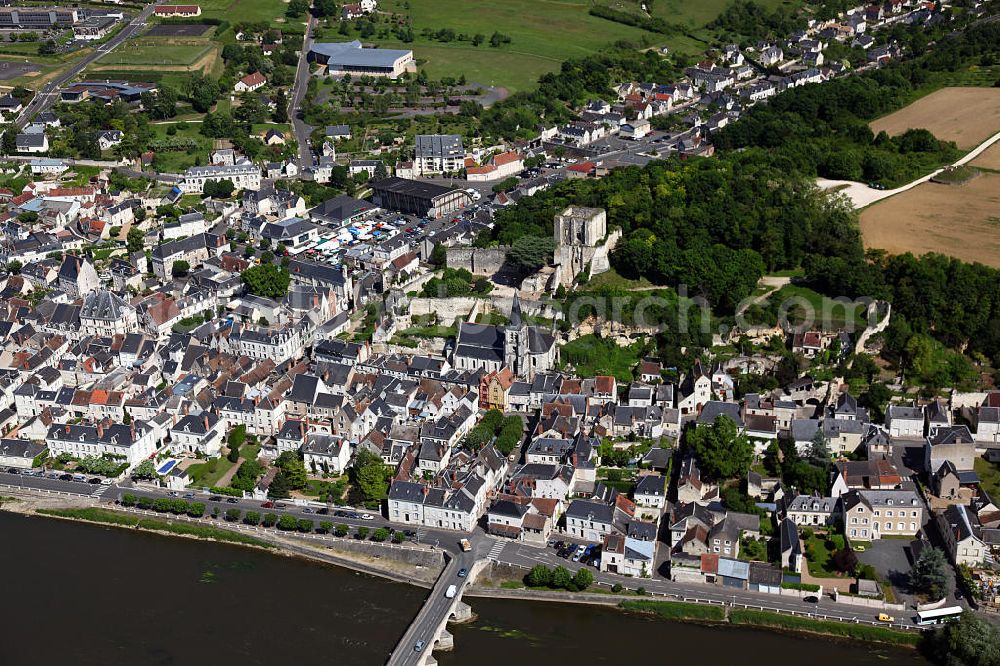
(857, 538), (915, 606)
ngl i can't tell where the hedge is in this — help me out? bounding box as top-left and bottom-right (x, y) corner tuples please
(781, 582), (821, 592)
(619, 600), (726, 622)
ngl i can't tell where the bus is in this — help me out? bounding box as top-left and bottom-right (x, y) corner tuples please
(916, 606), (963, 625)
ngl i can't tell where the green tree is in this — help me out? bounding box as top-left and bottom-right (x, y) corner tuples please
(241, 263), (292, 299)
(526, 564), (553, 587)
(278, 514), (299, 530)
(506, 236), (555, 276)
(263, 512), (278, 527)
(225, 508), (241, 522)
(910, 547), (950, 600)
(126, 226), (144, 253)
(572, 567), (593, 591)
(686, 415), (753, 481)
(551, 565), (572, 590)
(268, 471), (292, 499)
(1, 126), (16, 155)
(430, 243), (447, 269)
(335, 523), (350, 537)
(275, 450), (308, 490)
(392, 530), (406, 543)
(188, 502), (205, 517)
(227, 441), (241, 463)
(357, 526), (369, 540)
(808, 429), (830, 465)
(131, 460), (157, 480)
(171, 260), (190, 277)
(924, 611), (1000, 666)
(372, 527), (390, 542)
(244, 511), (261, 525)
(351, 448), (389, 501)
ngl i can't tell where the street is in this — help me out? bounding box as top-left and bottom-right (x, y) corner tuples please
(14, 2), (161, 131)
(290, 14), (318, 169)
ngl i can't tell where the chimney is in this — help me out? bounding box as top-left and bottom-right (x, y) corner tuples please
(203, 415), (209, 431)
(96, 423), (104, 438)
(64, 424), (70, 433)
(300, 420), (305, 437)
(130, 421), (136, 440)
(422, 486), (429, 496)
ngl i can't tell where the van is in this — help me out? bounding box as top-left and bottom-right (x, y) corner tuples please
(72, 473), (86, 482)
(445, 585), (457, 599)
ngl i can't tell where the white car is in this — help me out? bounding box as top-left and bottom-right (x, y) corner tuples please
(360, 513), (375, 521)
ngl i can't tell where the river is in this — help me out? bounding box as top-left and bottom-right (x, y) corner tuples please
(0, 512), (926, 666)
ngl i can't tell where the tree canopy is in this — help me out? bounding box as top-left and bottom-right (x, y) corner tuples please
(242, 263), (291, 299)
(686, 415), (753, 481)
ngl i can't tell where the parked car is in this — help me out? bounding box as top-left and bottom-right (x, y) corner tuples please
(6, 467), (20, 474)
(302, 507), (314, 514)
(878, 613), (895, 623)
(457, 568), (468, 578)
(209, 495), (223, 502)
(414, 640), (425, 653)
(226, 497), (239, 504)
(261, 501), (274, 509)
(804, 596), (819, 603)
(88, 477), (102, 484)
(317, 508), (330, 515)
(59, 473), (73, 481)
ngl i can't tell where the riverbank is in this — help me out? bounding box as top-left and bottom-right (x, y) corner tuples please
(469, 580), (922, 648)
(0, 494), (443, 587)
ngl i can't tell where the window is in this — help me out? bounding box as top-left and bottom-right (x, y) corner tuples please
(910, 522), (916, 531)
(886, 510), (893, 517)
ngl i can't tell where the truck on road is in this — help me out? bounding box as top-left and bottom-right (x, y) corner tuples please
(459, 539), (472, 552)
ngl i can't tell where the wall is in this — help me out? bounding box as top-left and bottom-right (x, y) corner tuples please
(446, 246), (509, 276)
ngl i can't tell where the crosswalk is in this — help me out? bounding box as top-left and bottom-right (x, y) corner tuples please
(487, 540), (506, 561)
(91, 484), (115, 499)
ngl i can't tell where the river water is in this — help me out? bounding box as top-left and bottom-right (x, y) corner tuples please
(0, 512), (925, 666)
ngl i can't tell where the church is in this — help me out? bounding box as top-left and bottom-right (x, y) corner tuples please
(452, 294), (557, 380)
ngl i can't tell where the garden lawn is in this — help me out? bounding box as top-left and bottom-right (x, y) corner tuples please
(186, 457), (236, 488)
(975, 457), (1000, 500)
(804, 532), (847, 578)
(559, 333), (644, 382)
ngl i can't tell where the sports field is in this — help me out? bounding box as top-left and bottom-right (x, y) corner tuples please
(869, 87), (1000, 150)
(860, 174), (1000, 268)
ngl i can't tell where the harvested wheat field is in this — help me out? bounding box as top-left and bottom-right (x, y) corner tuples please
(870, 87), (1000, 150)
(971, 141), (1000, 171)
(860, 174), (1000, 267)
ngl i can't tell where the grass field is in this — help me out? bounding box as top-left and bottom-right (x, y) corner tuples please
(559, 333), (644, 381)
(860, 174), (1000, 269)
(869, 87), (1000, 150)
(195, 0), (300, 24)
(374, 0), (664, 91)
(767, 284), (867, 329)
(147, 122), (214, 173)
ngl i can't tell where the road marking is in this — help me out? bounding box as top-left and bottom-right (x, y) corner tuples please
(487, 540), (505, 561)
